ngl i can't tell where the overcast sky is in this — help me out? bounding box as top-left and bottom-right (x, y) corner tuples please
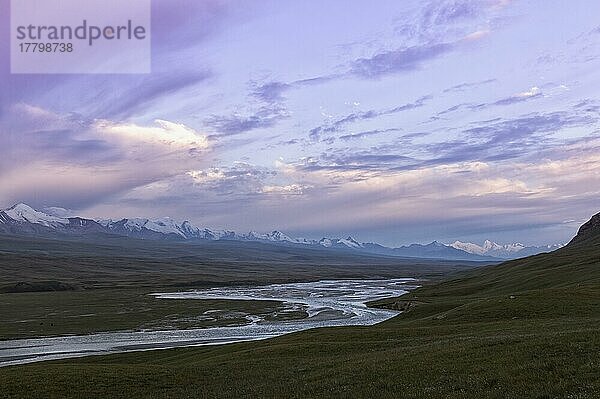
(1, 0), (599, 246)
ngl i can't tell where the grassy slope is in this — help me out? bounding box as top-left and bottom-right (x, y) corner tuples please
(1, 235), (599, 398)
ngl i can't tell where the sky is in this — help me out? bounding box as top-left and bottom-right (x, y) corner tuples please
(1, 0), (599, 246)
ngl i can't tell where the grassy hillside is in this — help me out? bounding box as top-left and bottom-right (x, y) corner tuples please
(393, 228), (600, 300)
(1, 214), (599, 398)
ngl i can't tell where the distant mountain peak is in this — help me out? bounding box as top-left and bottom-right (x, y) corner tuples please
(4, 203), (69, 227)
(269, 230), (288, 239)
(42, 206), (75, 218)
(450, 239), (563, 259)
(8, 203), (36, 212)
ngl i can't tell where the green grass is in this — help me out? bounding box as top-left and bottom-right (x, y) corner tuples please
(1, 234), (599, 398)
(0, 289), (304, 339)
(1, 296), (598, 398)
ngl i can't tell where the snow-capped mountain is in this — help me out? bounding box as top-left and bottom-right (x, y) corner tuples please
(359, 240), (495, 260)
(4, 203), (69, 228)
(98, 217), (242, 241)
(246, 230), (297, 243)
(0, 203), (501, 261)
(318, 236), (363, 249)
(0, 203), (107, 235)
(449, 240), (563, 259)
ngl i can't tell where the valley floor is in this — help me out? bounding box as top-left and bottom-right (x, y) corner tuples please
(1, 284), (599, 398)
(0, 289), (302, 340)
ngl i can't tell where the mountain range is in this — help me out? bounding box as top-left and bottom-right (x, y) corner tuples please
(0, 203), (559, 261)
(449, 240), (563, 259)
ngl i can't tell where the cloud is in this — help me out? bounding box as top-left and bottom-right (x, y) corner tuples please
(245, 75), (341, 112)
(262, 184), (312, 195)
(574, 99), (600, 113)
(437, 86), (548, 117)
(463, 30), (491, 41)
(437, 102), (474, 116)
(422, 0), (484, 26)
(464, 111), (595, 145)
(209, 74), (342, 140)
(187, 163), (276, 195)
(151, 0), (231, 51)
(97, 119), (209, 150)
(443, 78), (496, 93)
(394, 0), (508, 44)
(237, 0), (507, 108)
(199, 0), (509, 145)
(423, 111), (598, 168)
(309, 95), (432, 141)
(316, 153), (417, 172)
(491, 86), (543, 106)
(244, 140), (599, 236)
(0, 0), (231, 119)
(339, 128), (401, 141)
(347, 0), (508, 80)
(250, 81), (292, 104)
(0, 104), (210, 209)
(298, 106), (600, 180)
(92, 71), (212, 120)
(205, 77), (299, 138)
(79, 133), (600, 243)
(350, 42), (455, 79)
(205, 105), (289, 137)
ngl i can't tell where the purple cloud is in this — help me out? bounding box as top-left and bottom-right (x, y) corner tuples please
(339, 128), (401, 141)
(93, 71), (212, 120)
(310, 95), (432, 141)
(251, 81), (292, 104)
(443, 78), (496, 93)
(206, 105), (288, 137)
(350, 43), (454, 79)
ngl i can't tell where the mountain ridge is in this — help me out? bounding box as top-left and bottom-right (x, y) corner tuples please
(0, 202), (545, 262)
(449, 239), (564, 259)
(569, 211), (600, 246)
